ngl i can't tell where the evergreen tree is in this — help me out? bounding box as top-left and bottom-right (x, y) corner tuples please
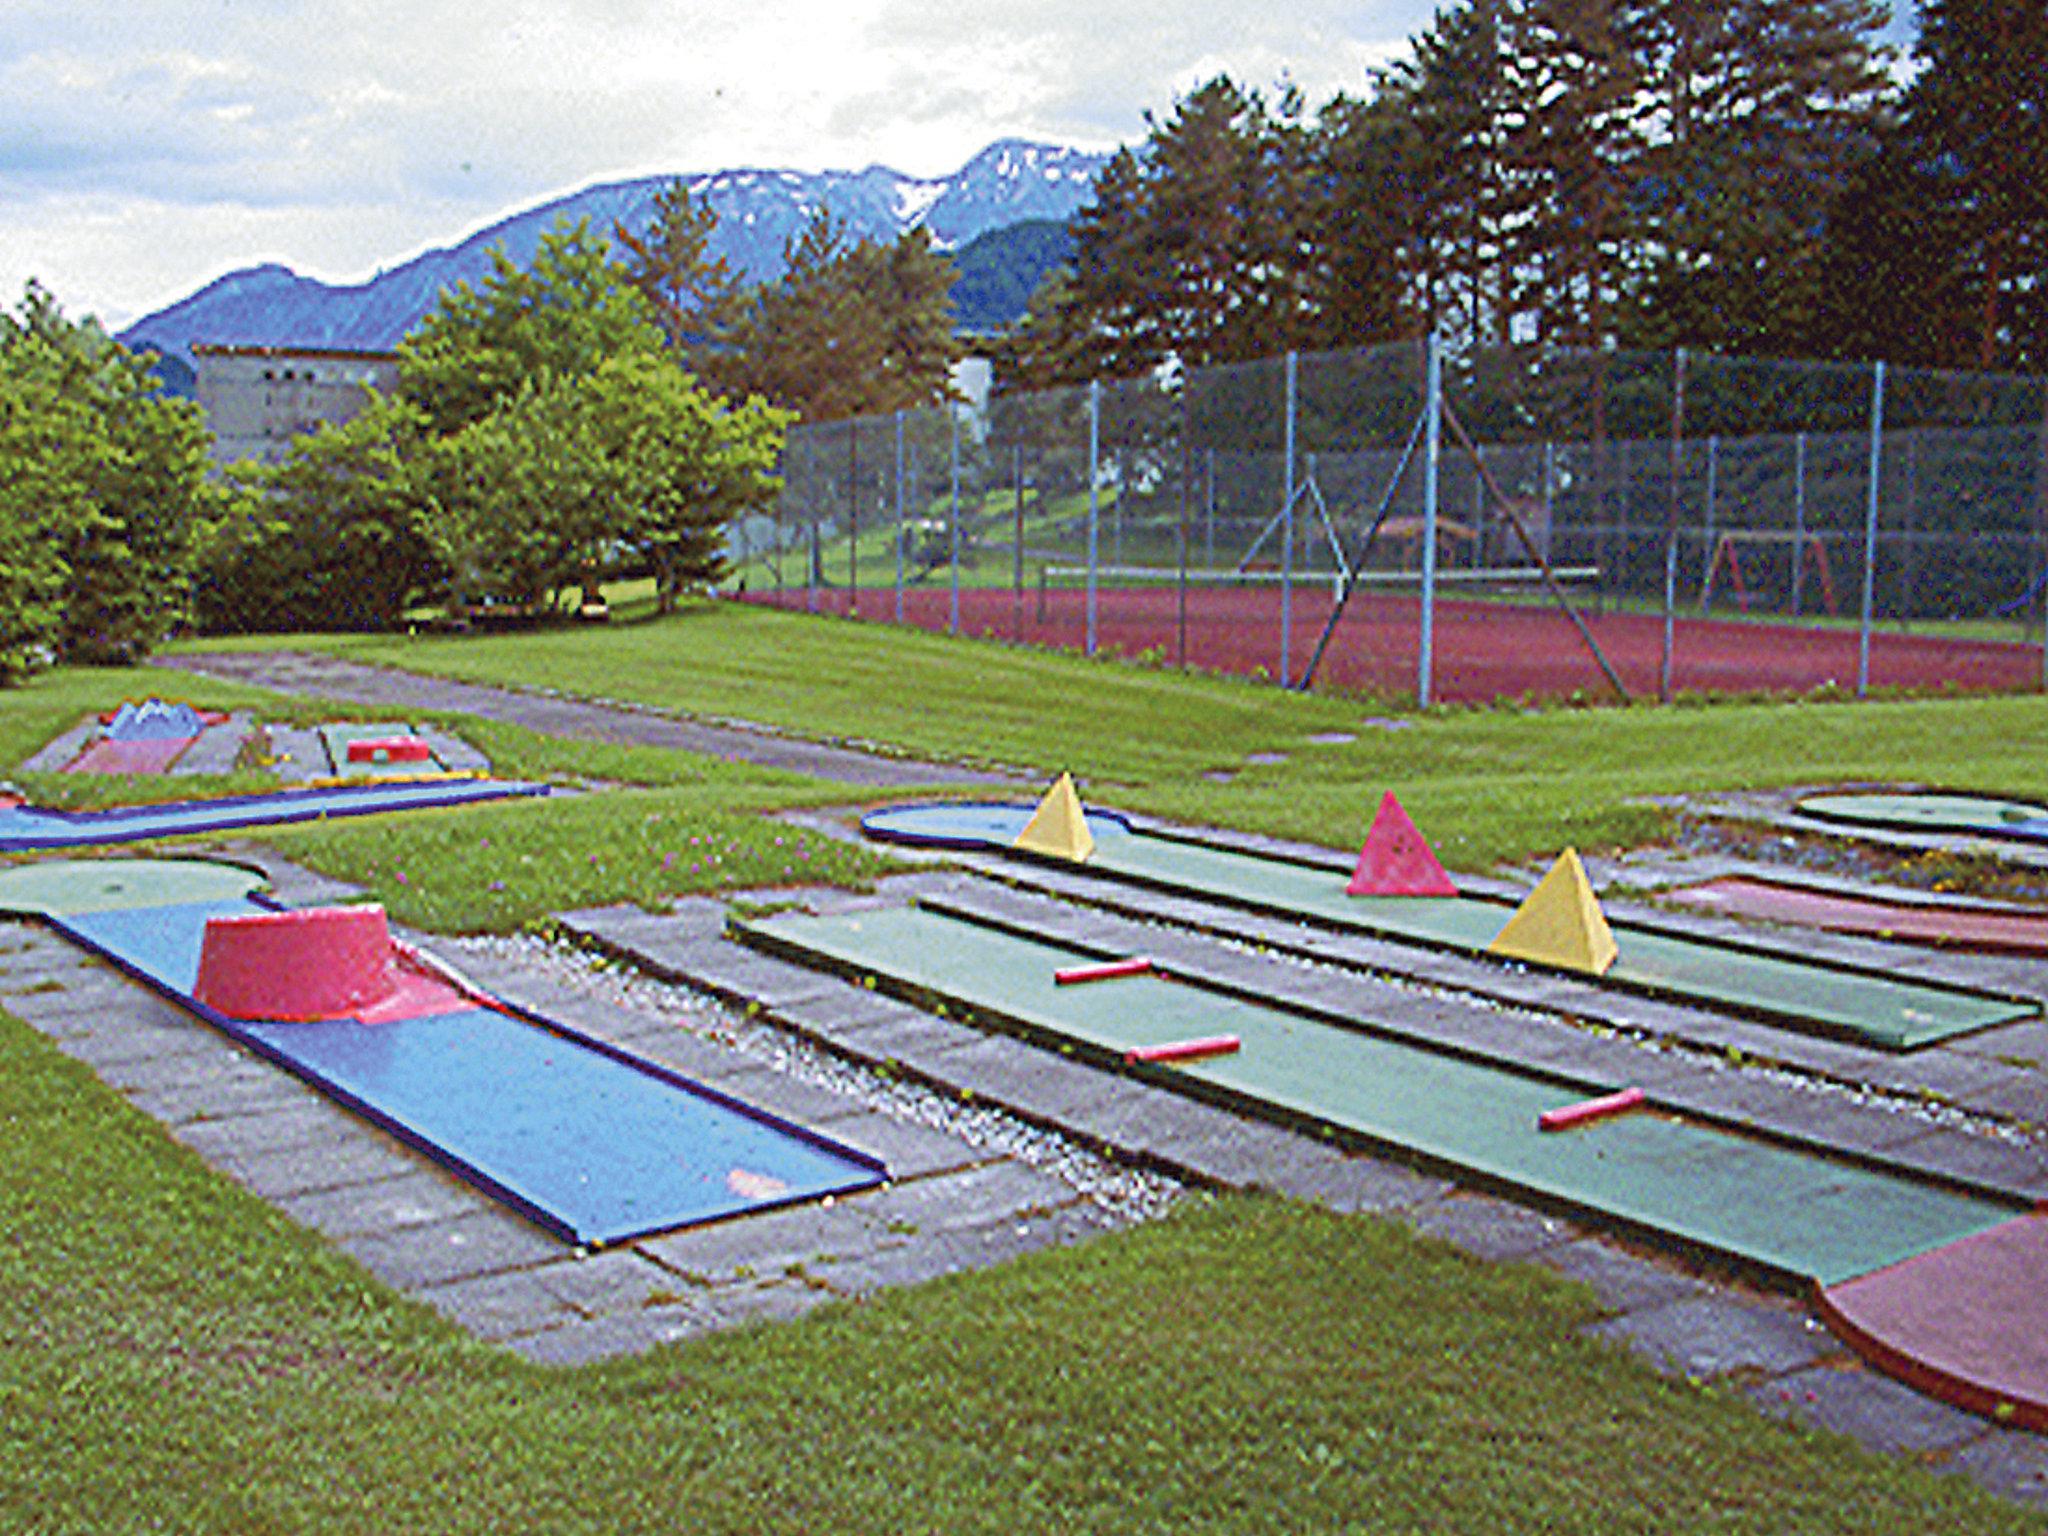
(612, 180), (740, 356)
(1629, 0), (1891, 352)
(1498, 0), (1646, 347)
(1817, 0), (2046, 369)
(713, 214), (960, 421)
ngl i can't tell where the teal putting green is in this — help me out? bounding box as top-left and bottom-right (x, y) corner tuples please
(860, 803), (2032, 1050)
(1798, 790), (2048, 845)
(741, 903), (2018, 1287)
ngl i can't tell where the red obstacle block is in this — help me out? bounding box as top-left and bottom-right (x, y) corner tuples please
(1537, 1086), (1645, 1133)
(195, 904), (466, 1023)
(1054, 956), (1154, 985)
(1127, 1034), (1241, 1065)
(347, 736), (432, 764)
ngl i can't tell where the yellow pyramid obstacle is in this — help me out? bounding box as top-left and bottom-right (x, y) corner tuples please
(1014, 772), (1095, 863)
(1487, 848), (1618, 975)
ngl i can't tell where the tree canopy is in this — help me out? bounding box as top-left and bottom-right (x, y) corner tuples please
(0, 283), (213, 676)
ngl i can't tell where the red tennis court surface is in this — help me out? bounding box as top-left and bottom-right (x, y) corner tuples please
(745, 585), (2041, 704)
(1663, 876), (2048, 957)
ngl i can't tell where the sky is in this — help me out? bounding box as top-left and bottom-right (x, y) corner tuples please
(0, 1), (1917, 331)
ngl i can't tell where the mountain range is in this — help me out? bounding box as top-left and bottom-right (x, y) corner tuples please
(121, 139), (1104, 373)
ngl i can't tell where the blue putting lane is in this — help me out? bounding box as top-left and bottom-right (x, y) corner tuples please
(0, 779), (550, 852)
(21, 867), (886, 1246)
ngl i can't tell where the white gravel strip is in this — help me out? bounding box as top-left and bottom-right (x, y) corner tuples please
(443, 931), (1183, 1226)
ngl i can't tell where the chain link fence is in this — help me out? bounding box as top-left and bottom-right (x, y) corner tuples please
(737, 340), (2048, 706)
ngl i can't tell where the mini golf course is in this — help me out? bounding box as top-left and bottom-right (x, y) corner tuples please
(1798, 790), (2048, 845)
(0, 779), (547, 852)
(0, 858), (884, 1245)
(1661, 875), (2048, 957)
(315, 722), (458, 778)
(859, 801), (2035, 1050)
(62, 699), (229, 775)
(736, 895), (2048, 1429)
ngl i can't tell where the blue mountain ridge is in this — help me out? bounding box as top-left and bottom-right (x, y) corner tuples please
(122, 139), (1105, 366)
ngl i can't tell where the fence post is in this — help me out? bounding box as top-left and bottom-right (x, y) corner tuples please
(1012, 439), (1025, 640)
(1281, 350), (1298, 687)
(1419, 334), (1442, 708)
(1087, 380), (1101, 657)
(847, 421), (859, 615)
(894, 411), (906, 625)
(1857, 362), (1886, 697)
(1700, 434), (1718, 611)
(1792, 432), (1808, 617)
(948, 405), (961, 637)
(1661, 347), (1686, 703)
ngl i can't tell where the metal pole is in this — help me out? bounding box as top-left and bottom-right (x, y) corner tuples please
(1700, 434), (1718, 611)
(1419, 334), (1442, 708)
(848, 421), (859, 615)
(1792, 432), (1807, 617)
(894, 411), (906, 625)
(1087, 381), (1100, 657)
(1661, 347), (1686, 703)
(1013, 440), (1025, 640)
(1205, 449), (1215, 569)
(1281, 351), (1298, 687)
(948, 406), (961, 637)
(1857, 362), (1886, 697)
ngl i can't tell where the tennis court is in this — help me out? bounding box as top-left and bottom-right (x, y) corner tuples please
(746, 578), (2038, 704)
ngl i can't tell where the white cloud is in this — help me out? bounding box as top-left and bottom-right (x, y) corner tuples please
(0, 0), (1448, 326)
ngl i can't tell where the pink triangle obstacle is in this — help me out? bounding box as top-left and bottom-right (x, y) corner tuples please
(1347, 792), (1459, 898)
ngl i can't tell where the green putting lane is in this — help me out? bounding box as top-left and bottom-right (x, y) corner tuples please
(741, 904), (2019, 1287)
(1085, 833), (2028, 1051)
(1798, 791), (2048, 841)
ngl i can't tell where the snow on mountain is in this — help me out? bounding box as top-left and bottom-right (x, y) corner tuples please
(122, 139), (1107, 365)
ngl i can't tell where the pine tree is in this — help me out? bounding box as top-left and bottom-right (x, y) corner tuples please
(1498, 0), (1647, 347)
(1630, 0), (1891, 352)
(712, 214), (961, 421)
(611, 180), (740, 356)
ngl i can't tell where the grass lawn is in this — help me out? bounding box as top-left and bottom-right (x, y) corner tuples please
(212, 599), (2048, 871)
(2, 1004), (2039, 1535)
(4, 630), (2045, 1529)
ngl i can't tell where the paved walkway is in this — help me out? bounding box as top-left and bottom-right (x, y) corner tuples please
(159, 650), (1021, 790)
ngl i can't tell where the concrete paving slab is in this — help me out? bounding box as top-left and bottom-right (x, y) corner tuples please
(127, 1069), (323, 1126)
(849, 1159), (1080, 1236)
(531, 1248), (687, 1318)
(805, 1108), (1000, 1182)
(212, 1131), (432, 1201)
(340, 1207), (565, 1291)
(639, 1196), (883, 1283)
(1746, 1360), (1990, 1455)
(1587, 1292), (1844, 1380)
(510, 1301), (712, 1366)
(1406, 1192), (1580, 1263)
(1944, 1430), (2048, 1508)
(1262, 1153), (1454, 1215)
(416, 1267), (581, 1342)
(275, 1168), (490, 1239)
(1536, 1236), (1712, 1315)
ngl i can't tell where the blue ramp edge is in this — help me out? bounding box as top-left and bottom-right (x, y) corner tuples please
(861, 800), (1135, 851)
(0, 779), (549, 851)
(60, 900), (886, 1246)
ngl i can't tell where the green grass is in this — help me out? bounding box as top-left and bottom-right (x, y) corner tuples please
(0, 670), (911, 931)
(1, 1009), (2038, 1534)
(220, 600), (2048, 871)
(4, 641), (2048, 1528)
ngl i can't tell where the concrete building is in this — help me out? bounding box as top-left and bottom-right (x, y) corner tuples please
(192, 344), (400, 467)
